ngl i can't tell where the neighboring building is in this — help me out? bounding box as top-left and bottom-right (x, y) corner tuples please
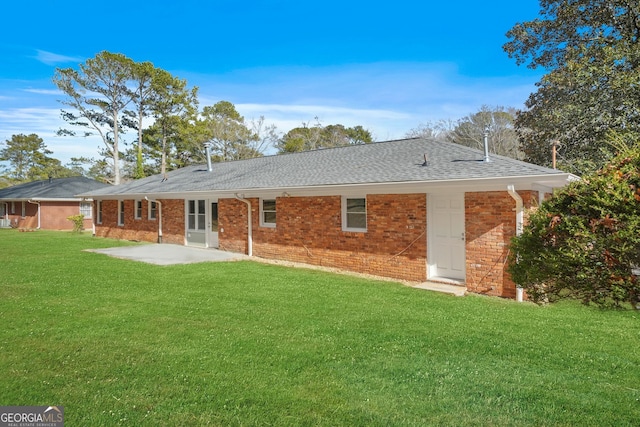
(0, 176), (110, 230)
(79, 138), (577, 298)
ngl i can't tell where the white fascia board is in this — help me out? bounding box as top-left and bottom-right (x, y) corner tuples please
(0, 197), (84, 202)
(89, 173), (575, 200)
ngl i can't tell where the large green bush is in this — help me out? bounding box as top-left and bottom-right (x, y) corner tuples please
(508, 146), (640, 309)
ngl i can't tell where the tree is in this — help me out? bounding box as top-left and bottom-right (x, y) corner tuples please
(127, 61), (156, 179)
(503, 1), (640, 173)
(0, 134), (74, 181)
(507, 139), (640, 309)
(197, 101), (261, 162)
(142, 69), (198, 174)
(276, 119), (373, 153)
(0, 134), (50, 180)
(53, 51), (136, 185)
(448, 106), (523, 160)
(405, 119), (455, 140)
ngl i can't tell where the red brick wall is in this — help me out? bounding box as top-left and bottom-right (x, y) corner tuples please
(5, 201), (88, 230)
(90, 190), (541, 299)
(94, 199), (184, 245)
(40, 202), (90, 230)
(465, 190), (536, 298)
(219, 194), (427, 282)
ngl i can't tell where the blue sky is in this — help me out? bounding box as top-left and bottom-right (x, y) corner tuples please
(0, 0), (544, 163)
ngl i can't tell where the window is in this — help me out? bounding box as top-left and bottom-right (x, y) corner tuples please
(342, 197), (367, 231)
(135, 200), (142, 219)
(80, 202), (92, 219)
(187, 200), (206, 230)
(148, 201), (157, 220)
(118, 201), (125, 226)
(97, 201), (103, 224)
(21, 201), (26, 218)
(260, 199), (276, 227)
(10, 202), (15, 214)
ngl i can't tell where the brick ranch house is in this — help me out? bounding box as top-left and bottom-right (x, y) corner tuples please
(0, 176), (110, 230)
(79, 138), (577, 299)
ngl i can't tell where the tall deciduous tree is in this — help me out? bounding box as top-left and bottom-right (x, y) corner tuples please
(53, 51), (135, 185)
(276, 119), (373, 153)
(198, 101), (260, 162)
(448, 106), (523, 160)
(503, 0), (640, 173)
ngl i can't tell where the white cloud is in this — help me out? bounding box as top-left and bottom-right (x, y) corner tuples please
(193, 62), (540, 141)
(23, 88), (61, 95)
(0, 107), (103, 162)
(34, 50), (83, 66)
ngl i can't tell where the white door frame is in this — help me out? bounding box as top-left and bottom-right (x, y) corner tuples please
(427, 193), (466, 281)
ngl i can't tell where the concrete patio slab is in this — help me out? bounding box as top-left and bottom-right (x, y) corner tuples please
(86, 244), (249, 265)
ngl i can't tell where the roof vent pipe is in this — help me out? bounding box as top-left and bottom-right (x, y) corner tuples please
(204, 142), (213, 172)
(483, 126), (491, 162)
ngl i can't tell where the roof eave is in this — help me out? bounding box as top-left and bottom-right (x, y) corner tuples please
(81, 173), (576, 200)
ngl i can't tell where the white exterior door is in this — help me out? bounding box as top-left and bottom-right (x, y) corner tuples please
(428, 193), (466, 281)
(186, 199), (207, 247)
(186, 199), (219, 248)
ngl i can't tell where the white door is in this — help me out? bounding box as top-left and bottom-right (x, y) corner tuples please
(208, 200), (219, 248)
(428, 194), (466, 280)
(186, 199), (207, 247)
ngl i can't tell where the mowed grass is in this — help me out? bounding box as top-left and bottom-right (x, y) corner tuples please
(0, 230), (639, 426)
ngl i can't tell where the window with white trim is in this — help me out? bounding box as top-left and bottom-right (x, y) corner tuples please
(260, 199), (276, 227)
(21, 201), (26, 218)
(97, 201), (103, 224)
(80, 202), (92, 218)
(134, 200), (142, 219)
(342, 196), (367, 232)
(118, 201), (125, 226)
(10, 201), (15, 214)
(148, 201), (157, 220)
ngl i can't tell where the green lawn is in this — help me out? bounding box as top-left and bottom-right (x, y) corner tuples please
(0, 230), (639, 426)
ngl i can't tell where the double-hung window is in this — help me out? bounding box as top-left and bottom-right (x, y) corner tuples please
(96, 201), (103, 224)
(342, 197), (367, 232)
(260, 199), (276, 228)
(118, 201), (125, 226)
(80, 202), (92, 218)
(148, 201), (157, 220)
(135, 200), (142, 219)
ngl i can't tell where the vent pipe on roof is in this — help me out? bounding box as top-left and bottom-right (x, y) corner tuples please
(204, 142), (213, 172)
(483, 126), (491, 162)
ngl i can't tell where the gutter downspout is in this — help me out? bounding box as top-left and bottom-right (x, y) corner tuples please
(27, 200), (41, 229)
(234, 193), (253, 257)
(507, 185), (524, 302)
(145, 197), (163, 243)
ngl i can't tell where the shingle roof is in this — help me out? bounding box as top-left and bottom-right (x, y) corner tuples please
(81, 138), (573, 197)
(0, 176), (110, 200)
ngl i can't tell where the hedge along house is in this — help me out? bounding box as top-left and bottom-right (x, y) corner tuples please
(79, 138), (577, 299)
(0, 176), (110, 230)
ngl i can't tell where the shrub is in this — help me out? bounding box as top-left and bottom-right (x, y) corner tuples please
(67, 214), (85, 233)
(508, 146), (640, 309)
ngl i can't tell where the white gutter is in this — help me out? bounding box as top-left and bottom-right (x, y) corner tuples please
(234, 193), (253, 257)
(145, 197), (163, 243)
(507, 185), (524, 302)
(27, 200), (41, 229)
